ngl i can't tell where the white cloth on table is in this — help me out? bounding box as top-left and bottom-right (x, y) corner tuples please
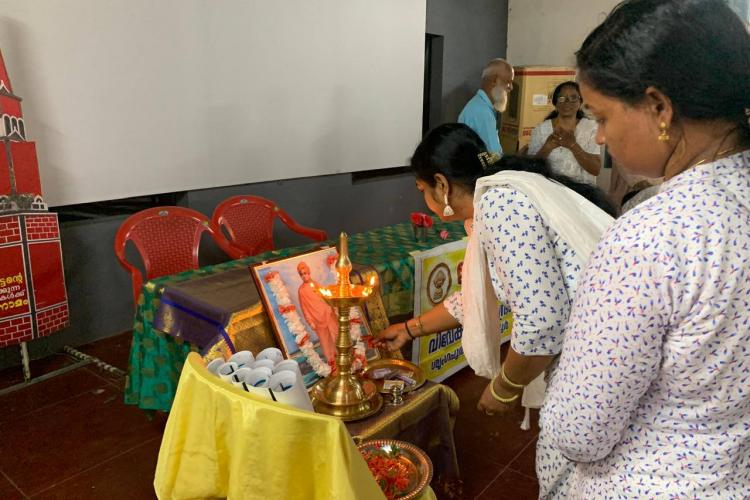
(527, 118), (600, 186)
(542, 151), (750, 498)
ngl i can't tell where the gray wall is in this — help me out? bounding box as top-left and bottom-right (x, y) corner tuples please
(0, 172), (428, 369)
(0, 0), (509, 369)
(427, 0), (509, 123)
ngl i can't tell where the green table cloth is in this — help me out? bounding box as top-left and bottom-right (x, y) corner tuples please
(124, 220), (465, 412)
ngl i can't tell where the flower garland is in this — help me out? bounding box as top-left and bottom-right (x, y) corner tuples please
(349, 306), (367, 372)
(262, 255), (368, 379)
(328, 253), (367, 373)
(264, 271), (331, 378)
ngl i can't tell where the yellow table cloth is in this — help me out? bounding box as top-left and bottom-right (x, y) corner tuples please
(154, 353), (436, 500)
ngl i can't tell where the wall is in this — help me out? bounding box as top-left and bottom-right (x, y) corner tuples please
(727, 0), (750, 21)
(507, 0), (619, 67)
(0, 0), (510, 369)
(509, 1), (748, 67)
(426, 0), (509, 123)
(0, 0), (425, 207)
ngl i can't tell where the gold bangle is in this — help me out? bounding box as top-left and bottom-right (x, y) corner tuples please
(414, 316), (425, 335)
(489, 375), (520, 403)
(500, 365), (525, 390)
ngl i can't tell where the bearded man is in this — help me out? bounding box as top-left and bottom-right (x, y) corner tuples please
(458, 58), (514, 155)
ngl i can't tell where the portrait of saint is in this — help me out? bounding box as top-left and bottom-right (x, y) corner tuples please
(296, 261), (338, 365)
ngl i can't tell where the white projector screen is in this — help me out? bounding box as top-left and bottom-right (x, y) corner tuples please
(0, 0), (426, 206)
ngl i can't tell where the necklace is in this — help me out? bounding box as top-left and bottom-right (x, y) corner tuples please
(691, 145), (746, 168)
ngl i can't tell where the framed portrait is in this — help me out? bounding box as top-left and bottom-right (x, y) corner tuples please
(251, 247), (381, 388)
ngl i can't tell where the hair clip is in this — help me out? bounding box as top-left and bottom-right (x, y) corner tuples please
(478, 151), (501, 169)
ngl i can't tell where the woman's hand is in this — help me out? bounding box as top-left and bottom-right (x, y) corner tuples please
(538, 133), (560, 158)
(476, 377), (522, 416)
(556, 129), (577, 149)
(376, 323), (410, 352)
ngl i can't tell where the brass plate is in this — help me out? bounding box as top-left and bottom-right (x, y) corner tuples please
(310, 379), (384, 422)
(358, 439), (433, 500)
(362, 358), (426, 394)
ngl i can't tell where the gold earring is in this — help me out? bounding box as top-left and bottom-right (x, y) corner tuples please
(658, 121), (670, 142)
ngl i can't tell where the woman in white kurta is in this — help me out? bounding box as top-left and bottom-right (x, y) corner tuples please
(542, 0), (750, 496)
(377, 123), (615, 497)
(527, 81), (601, 186)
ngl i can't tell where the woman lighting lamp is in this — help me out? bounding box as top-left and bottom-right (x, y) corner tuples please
(377, 123), (615, 497)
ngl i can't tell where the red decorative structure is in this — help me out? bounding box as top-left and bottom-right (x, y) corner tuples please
(0, 49), (69, 349)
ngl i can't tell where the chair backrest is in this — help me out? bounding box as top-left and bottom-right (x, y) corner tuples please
(114, 206), (241, 306)
(212, 195), (327, 257)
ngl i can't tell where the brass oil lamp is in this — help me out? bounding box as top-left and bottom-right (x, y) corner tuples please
(309, 232), (383, 420)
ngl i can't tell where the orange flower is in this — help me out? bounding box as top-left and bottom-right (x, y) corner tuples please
(263, 271), (279, 282)
(278, 304), (296, 314)
(363, 449), (416, 500)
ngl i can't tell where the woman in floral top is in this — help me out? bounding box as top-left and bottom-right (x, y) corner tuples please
(542, 0), (750, 497)
(378, 123), (615, 497)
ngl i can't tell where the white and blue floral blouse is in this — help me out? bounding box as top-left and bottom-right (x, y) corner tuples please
(444, 186), (584, 497)
(542, 151), (750, 498)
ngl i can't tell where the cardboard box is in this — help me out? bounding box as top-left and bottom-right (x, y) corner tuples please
(501, 66), (577, 154)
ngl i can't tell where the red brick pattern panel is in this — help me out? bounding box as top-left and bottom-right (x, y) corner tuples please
(25, 214), (59, 241)
(36, 303), (69, 338)
(0, 315), (33, 347)
(0, 216), (21, 245)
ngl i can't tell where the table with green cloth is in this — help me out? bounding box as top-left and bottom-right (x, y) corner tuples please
(125, 220), (465, 412)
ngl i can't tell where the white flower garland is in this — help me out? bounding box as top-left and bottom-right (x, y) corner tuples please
(263, 264), (368, 378)
(349, 306), (367, 373)
(330, 260), (367, 373)
(265, 271), (331, 378)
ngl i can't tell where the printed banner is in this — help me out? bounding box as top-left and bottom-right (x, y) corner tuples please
(0, 245), (30, 319)
(411, 240), (513, 382)
(411, 240), (466, 382)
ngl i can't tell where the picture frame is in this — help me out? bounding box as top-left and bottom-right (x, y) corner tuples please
(250, 247), (381, 388)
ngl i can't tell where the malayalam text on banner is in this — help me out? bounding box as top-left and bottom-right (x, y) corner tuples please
(411, 239), (513, 382)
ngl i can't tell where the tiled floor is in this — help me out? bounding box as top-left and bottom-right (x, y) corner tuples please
(0, 334), (539, 499)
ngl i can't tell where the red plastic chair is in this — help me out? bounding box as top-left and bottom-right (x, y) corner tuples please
(114, 206), (244, 306)
(212, 196), (327, 257)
